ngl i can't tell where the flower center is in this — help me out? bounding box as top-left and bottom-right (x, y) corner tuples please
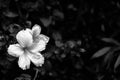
(22, 47), (29, 52)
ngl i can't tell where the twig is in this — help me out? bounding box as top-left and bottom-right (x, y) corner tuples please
(33, 69), (39, 80)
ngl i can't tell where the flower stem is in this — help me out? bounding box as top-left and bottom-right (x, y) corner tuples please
(33, 69), (39, 80)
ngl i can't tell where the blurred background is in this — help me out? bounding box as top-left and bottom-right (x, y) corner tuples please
(0, 0), (120, 80)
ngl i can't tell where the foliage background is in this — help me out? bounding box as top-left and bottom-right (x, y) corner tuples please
(0, 0), (120, 80)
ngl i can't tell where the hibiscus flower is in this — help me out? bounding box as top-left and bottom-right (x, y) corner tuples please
(7, 24), (49, 70)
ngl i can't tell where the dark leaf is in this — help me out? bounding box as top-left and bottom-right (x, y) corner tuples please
(40, 17), (53, 27)
(103, 51), (113, 68)
(114, 54), (120, 69)
(14, 74), (31, 80)
(6, 53), (16, 61)
(3, 11), (18, 18)
(44, 52), (53, 58)
(55, 41), (64, 48)
(53, 10), (64, 19)
(101, 38), (113, 43)
(0, 57), (12, 69)
(44, 60), (52, 71)
(52, 32), (62, 41)
(20, 74), (31, 78)
(0, 42), (5, 47)
(92, 47), (111, 58)
(66, 40), (76, 48)
(101, 38), (120, 46)
(103, 47), (119, 69)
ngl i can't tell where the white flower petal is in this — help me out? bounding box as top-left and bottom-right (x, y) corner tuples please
(27, 52), (44, 67)
(26, 28), (32, 34)
(16, 29), (33, 47)
(32, 24), (41, 38)
(7, 44), (24, 57)
(39, 34), (49, 43)
(18, 54), (30, 70)
(29, 39), (46, 52)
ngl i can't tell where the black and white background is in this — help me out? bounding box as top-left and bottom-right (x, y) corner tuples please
(0, 0), (120, 80)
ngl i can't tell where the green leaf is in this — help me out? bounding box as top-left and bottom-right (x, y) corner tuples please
(114, 54), (120, 69)
(92, 47), (111, 58)
(101, 38), (113, 43)
(14, 74), (31, 80)
(3, 11), (18, 18)
(101, 38), (120, 46)
(103, 50), (113, 69)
